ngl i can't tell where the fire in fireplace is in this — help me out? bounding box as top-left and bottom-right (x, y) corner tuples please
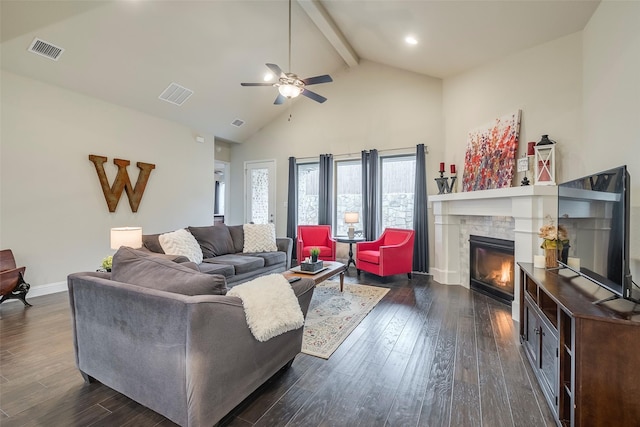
(469, 235), (515, 305)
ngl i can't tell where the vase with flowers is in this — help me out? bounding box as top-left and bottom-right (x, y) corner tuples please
(538, 216), (569, 269)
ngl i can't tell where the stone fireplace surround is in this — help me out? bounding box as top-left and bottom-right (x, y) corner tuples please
(430, 186), (557, 320)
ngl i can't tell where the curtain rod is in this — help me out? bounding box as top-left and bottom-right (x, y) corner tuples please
(295, 145), (428, 162)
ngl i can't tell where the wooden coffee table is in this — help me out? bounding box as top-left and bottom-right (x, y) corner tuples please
(284, 261), (347, 291)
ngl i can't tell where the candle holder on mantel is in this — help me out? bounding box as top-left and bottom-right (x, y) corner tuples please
(435, 171), (457, 194)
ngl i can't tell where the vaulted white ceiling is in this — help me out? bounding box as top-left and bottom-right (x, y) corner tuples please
(1, 0), (600, 143)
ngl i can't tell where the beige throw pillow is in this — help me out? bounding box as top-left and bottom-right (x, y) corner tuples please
(243, 223), (277, 253)
(159, 228), (203, 264)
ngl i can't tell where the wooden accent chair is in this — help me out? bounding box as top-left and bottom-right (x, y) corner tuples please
(356, 228), (415, 278)
(0, 249), (31, 306)
(296, 225), (337, 262)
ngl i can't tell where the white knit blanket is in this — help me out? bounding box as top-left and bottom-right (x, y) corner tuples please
(227, 274), (304, 342)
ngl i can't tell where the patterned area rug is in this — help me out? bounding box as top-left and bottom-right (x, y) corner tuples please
(302, 281), (389, 359)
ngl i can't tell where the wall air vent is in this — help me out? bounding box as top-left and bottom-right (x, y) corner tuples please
(158, 83), (194, 106)
(28, 38), (64, 61)
(231, 118), (245, 127)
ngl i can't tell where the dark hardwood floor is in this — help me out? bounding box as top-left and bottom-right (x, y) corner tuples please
(0, 272), (555, 426)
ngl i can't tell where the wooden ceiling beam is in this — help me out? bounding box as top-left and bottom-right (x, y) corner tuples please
(297, 0), (359, 68)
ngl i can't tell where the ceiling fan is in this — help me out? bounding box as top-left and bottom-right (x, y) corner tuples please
(240, 0), (333, 104)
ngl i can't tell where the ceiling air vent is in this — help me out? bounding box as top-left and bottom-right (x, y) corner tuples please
(231, 118), (245, 127)
(28, 38), (64, 61)
(158, 83), (194, 106)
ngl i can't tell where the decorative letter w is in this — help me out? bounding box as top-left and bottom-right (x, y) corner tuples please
(89, 155), (156, 212)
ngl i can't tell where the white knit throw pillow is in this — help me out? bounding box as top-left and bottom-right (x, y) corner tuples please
(243, 223), (277, 253)
(159, 228), (203, 264)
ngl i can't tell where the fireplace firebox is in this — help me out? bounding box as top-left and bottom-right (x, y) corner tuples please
(469, 235), (515, 305)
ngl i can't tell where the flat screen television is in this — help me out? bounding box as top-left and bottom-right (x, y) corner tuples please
(557, 165), (635, 302)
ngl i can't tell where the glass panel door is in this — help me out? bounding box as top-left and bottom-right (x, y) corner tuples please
(245, 160), (276, 224)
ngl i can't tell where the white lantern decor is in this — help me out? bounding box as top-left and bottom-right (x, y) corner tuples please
(534, 135), (556, 185)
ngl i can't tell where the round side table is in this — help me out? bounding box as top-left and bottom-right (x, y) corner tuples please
(335, 236), (365, 269)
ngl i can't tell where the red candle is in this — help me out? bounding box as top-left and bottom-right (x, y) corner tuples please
(450, 164), (456, 174)
(439, 162), (445, 172)
(527, 141), (535, 156)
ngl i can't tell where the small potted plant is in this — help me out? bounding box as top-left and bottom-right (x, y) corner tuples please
(310, 247), (320, 263)
(101, 255), (113, 272)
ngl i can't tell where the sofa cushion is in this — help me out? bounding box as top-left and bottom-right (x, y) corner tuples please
(111, 247), (227, 295)
(159, 229), (203, 264)
(243, 223), (277, 253)
(142, 233), (165, 254)
(207, 254), (265, 275)
(227, 225), (245, 253)
(199, 260), (235, 278)
(243, 251), (286, 267)
(188, 225), (235, 258)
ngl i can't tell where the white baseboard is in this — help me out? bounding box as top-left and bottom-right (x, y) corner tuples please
(30, 281), (68, 297)
(2, 281), (67, 304)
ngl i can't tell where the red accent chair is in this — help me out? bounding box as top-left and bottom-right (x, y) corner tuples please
(297, 225), (337, 262)
(356, 228), (415, 278)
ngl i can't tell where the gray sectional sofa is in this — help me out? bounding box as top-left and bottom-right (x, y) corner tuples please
(141, 224), (292, 285)
(68, 247), (315, 427)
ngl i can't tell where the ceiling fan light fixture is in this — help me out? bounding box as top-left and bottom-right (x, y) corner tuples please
(240, 0), (331, 104)
(278, 83), (302, 98)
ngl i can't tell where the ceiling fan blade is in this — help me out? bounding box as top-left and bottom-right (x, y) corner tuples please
(301, 88), (327, 103)
(274, 93), (286, 105)
(241, 82), (274, 86)
(266, 63), (286, 78)
(301, 75), (333, 86)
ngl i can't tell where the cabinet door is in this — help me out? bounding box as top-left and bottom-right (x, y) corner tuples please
(523, 299), (540, 366)
(539, 319), (558, 414)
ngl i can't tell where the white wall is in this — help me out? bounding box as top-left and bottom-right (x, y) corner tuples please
(443, 32), (584, 185)
(1, 71), (215, 292)
(582, 1), (640, 277)
(228, 60), (444, 235)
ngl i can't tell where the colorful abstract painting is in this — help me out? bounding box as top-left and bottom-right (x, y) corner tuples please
(462, 110), (521, 192)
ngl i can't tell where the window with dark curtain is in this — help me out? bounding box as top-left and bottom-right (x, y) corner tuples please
(380, 155), (416, 230)
(361, 149), (379, 240)
(335, 159), (362, 236)
(318, 154), (334, 225)
(413, 143), (430, 273)
(286, 157), (297, 260)
(297, 162), (319, 225)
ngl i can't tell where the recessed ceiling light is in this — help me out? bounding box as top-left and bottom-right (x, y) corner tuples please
(263, 73), (274, 81)
(405, 36), (418, 45)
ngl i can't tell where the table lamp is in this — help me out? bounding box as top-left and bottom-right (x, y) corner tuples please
(110, 226), (143, 250)
(344, 212), (359, 239)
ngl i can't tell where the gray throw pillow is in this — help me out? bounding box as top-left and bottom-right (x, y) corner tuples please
(142, 233), (165, 254)
(188, 225), (235, 258)
(111, 247), (227, 296)
(227, 225), (245, 253)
